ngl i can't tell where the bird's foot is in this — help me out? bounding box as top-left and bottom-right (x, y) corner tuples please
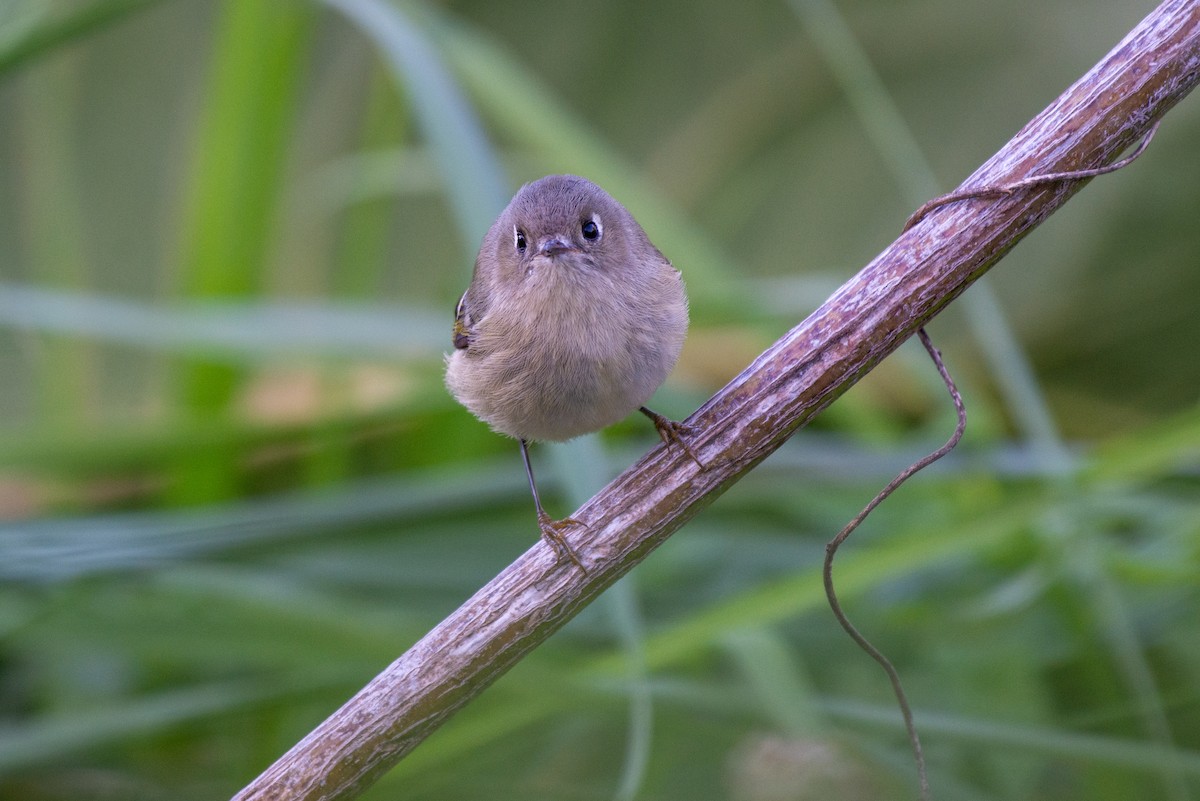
(537, 511), (588, 573)
(641, 407), (705, 469)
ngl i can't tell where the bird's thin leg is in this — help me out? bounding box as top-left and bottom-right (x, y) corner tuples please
(639, 407), (704, 469)
(519, 439), (586, 571)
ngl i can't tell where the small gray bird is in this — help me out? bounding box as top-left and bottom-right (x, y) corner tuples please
(446, 175), (699, 570)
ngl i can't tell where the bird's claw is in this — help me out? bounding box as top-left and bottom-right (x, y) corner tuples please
(645, 411), (705, 469)
(537, 512), (588, 572)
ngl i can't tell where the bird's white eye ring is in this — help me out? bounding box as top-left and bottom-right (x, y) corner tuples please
(515, 227), (527, 252)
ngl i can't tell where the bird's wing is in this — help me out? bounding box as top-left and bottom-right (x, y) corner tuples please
(452, 289), (473, 350)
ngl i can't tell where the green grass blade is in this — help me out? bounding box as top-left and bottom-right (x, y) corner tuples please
(0, 0), (168, 76)
(319, 0), (510, 255)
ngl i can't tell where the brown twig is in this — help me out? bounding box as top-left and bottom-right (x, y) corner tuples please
(231, 3), (1200, 799)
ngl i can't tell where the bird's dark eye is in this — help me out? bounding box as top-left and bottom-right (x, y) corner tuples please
(581, 218), (601, 241)
(515, 228), (527, 252)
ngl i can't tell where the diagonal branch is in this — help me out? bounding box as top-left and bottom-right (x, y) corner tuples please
(232, 2), (1200, 799)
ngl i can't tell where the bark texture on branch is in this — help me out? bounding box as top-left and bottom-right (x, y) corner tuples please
(234, 2), (1200, 799)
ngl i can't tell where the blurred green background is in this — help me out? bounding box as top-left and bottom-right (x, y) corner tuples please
(1, 0), (1198, 799)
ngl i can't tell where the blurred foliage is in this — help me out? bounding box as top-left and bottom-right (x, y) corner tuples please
(0, 0), (1198, 800)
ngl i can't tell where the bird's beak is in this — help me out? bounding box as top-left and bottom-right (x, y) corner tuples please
(537, 236), (577, 258)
